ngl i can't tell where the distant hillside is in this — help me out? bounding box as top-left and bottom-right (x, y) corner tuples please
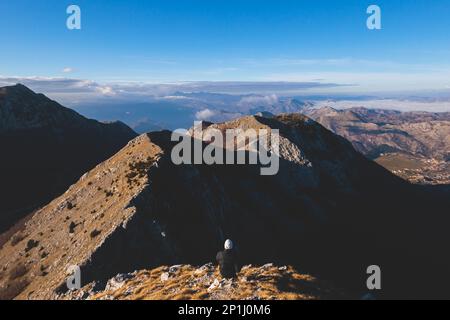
(0, 84), (137, 233)
(305, 106), (450, 184)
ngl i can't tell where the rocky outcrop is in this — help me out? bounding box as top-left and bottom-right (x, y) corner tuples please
(61, 264), (346, 300)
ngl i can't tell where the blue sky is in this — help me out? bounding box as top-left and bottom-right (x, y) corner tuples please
(1, 0), (450, 95)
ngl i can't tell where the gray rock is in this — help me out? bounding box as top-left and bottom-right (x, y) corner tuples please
(160, 272), (170, 282)
(169, 264), (183, 273)
(105, 273), (133, 291)
(208, 279), (220, 291)
(195, 262), (214, 274)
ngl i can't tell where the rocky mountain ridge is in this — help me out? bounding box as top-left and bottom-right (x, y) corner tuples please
(0, 114), (449, 300)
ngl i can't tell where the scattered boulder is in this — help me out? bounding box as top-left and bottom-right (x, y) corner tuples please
(105, 273), (133, 291)
(169, 265), (183, 273)
(89, 229), (101, 239)
(194, 263), (214, 275)
(69, 222), (76, 234)
(208, 279), (220, 292)
(160, 272), (170, 282)
(25, 240), (39, 252)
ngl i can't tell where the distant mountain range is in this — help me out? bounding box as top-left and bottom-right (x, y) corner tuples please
(1, 112), (449, 299)
(0, 84), (137, 233)
(304, 106), (450, 160)
(70, 93), (450, 184)
(304, 106), (450, 184)
(72, 92), (313, 133)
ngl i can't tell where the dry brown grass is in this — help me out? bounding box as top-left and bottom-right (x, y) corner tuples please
(89, 265), (343, 300)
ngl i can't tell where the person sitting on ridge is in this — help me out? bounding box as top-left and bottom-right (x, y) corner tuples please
(216, 239), (240, 279)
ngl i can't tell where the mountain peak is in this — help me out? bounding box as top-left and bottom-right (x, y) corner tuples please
(0, 83), (35, 97)
(11, 83), (31, 90)
(0, 84), (135, 134)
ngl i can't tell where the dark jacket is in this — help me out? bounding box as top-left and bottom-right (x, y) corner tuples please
(216, 249), (240, 279)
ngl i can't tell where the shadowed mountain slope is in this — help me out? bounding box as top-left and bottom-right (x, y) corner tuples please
(0, 84), (137, 233)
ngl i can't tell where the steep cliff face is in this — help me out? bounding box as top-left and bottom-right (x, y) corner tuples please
(0, 84), (137, 232)
(0, 114), (449, 300)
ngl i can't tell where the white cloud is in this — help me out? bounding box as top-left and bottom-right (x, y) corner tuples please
(95, 85), (116, 96)
(237, 94), (278, 107)
(0, 76), (344, 101)
(1, 75), (450, 112)
(62, 67), (74, 73)
(159, 95), (191, 100)
(261, 70), (450, 93)
(195, 108), (216, 120)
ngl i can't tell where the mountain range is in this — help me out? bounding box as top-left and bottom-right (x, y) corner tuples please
(71, 92), (450, 184)
(304, 106), (450, 184)
(0, 85), (449, 300)
(0, 107), (449, 299)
